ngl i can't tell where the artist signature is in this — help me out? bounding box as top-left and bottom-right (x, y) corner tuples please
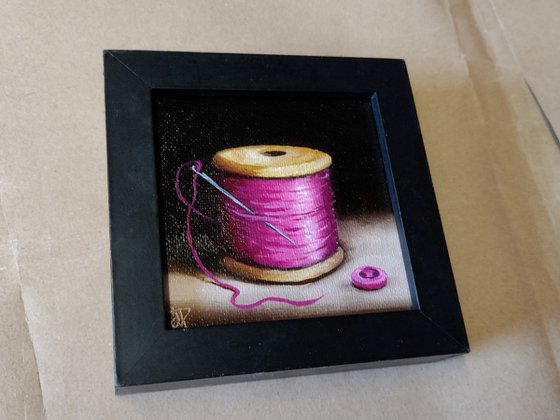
(170, 306), (192, 329)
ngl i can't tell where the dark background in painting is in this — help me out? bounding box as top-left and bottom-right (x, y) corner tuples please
(152, 92), (393, 271)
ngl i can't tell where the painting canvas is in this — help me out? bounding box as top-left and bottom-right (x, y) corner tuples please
(105, 51), (468, 390)
(154, 92), (417, 328)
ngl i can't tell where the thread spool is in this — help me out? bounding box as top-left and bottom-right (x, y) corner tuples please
(213, 145), (344, 283)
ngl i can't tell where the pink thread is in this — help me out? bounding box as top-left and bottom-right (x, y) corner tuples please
(175, 160), (323, 309)
(220, 170), (339, 269)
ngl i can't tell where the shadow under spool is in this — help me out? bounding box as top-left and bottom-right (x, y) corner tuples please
(213, 145), (344, 283)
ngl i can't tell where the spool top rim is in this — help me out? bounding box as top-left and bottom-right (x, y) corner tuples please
(212, 145), (332, 178)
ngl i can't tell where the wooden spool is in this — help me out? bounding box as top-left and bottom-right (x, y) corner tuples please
(213, 145), (344, 283)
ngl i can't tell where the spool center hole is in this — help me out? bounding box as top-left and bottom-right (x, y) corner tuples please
(262, 150), (286, 157)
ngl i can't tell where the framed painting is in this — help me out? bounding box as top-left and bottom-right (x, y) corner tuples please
(104, 50), (468, 393)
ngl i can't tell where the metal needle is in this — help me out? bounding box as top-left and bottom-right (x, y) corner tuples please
(190, 165), (297, 246)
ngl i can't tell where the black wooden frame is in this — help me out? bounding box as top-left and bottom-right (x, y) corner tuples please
(104, 50), (468, 393)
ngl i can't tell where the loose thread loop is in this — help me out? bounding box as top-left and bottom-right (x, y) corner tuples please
(175, 160), (323, 309)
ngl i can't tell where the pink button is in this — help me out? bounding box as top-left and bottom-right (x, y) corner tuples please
(351, 266), (387, 290)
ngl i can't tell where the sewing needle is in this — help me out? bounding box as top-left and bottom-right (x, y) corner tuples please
(190, 165), (297, 246)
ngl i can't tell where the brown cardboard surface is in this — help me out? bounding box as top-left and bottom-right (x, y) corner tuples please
(489, 0), (560, 138)
(0, 0), (559, 418)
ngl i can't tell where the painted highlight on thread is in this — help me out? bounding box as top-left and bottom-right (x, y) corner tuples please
(220, 169), (339, 269)
(175, 160), (323, 309)
(190, 165), (297, 245)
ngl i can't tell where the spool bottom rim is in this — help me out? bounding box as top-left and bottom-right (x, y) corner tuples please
(223, 247), (344, 284)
